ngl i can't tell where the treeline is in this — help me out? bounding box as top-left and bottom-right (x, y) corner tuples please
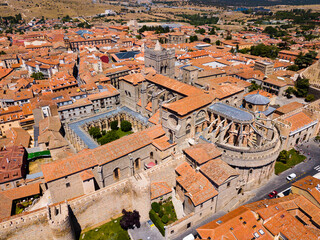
(188, 0), (320, 7)
(263, 26), (287, 38)
(274, 9), (320, 24)
(138, 25), (171, 34)
(178, 14), (219, 26)
(239, 44), (279, 59)
(0, 14), (23, 25)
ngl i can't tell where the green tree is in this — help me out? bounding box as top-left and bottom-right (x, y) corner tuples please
(215, 40), (221, 46)
(305, 94), (315, 102)
(120, 120), (132, 132)
(294, 51), (317, 70)
(248, 81), (261, 92)
(189, 35), (198, 42)
(287, 64), (299, 71)
(110, 120), (119, 130)
(225, 35), (232, 40)
(31, 72), (44, 80)
(294, 78), (309, 97)
(285, 87), (294, 98)
(209, 27), (216, 35)
(195, 28), (205, 34)
(278, 150), (288, 164)
(136, 35), (142, 40)
(250, 44), (279, 59)
(89, 127), (102, 139)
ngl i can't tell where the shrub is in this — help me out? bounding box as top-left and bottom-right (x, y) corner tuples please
(151, 202), (160, 213)
(164, 204), (172, 213)
(110, 120), (119, 130)
(161, 215), (169, 224)
(305, 94), (315, 102)
(158, 210), (164, 218)
(121, 120), (132, 132)
(149, 210), (165, 236)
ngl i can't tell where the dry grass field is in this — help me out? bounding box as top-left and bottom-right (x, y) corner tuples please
(0, 0), (121, 20)
(270, 4), (320, 12)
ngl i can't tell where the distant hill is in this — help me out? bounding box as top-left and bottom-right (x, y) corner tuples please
(189, 0), (320, 7)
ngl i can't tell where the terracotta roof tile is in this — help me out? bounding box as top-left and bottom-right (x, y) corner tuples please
(183, 143), (222, 165)
(151, 182), (172, 200)
(200, 159), (239, 186)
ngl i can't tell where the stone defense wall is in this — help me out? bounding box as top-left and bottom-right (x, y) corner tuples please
(0, 157), (181, 240)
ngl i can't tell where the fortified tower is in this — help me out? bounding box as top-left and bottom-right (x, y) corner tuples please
(47, 202), (76, 240)
(144, 41), (175, 78)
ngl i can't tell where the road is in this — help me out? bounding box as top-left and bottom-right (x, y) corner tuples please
(174, 138), (320, 240)
(246, 138), (320, 204)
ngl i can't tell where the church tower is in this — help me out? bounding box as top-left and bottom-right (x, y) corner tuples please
(144, 41), (175, 78)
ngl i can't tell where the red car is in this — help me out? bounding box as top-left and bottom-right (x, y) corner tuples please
(268, 191), (278, 198)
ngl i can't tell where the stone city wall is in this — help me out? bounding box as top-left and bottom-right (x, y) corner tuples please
(0, 157), (181, 240)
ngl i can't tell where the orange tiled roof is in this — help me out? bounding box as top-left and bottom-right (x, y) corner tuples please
(183, 143), (222, 165)
(275, 102), (304, 115)
(151, 182), (172, 200)
(41, 125), (165, 182)
(200, 159), (239, 186)
(176, 163), (218, 206)
(80, 169), (95, 181)
(284, 112), (314, 132)
(146, 73), (204, 97)
(152, 135), (176, 150)
(162, 94), (213, 116)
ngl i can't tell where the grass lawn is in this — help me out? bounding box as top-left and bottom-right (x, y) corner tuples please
(115, 129), (133, 138)
(80, 217), (130, 240)
(28, 158), (53, 174)
(275, 149), (306, 175)
(160, 201), (177, 225)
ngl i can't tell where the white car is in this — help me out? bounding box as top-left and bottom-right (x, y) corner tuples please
(286, 173), (297, 181)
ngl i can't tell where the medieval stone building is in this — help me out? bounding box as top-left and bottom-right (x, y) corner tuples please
(144, 41), (175, 78)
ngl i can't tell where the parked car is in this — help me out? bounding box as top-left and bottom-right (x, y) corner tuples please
(277, 187), (291, 198)
(286, 173), (297, 181)
(147, 219), (154, 228)
(268, 190), (278, 198)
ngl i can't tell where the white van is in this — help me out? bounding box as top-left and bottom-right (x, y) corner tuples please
(277, 187), (291, 198)
(183, 234), (195, 240)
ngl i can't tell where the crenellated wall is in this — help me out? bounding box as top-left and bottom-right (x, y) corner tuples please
(0, 157), (181, 240)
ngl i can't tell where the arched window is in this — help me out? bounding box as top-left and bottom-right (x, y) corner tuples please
(113, 168), (120, 180)
(134, 158), (141, 170)
(186, 124), (191, 136)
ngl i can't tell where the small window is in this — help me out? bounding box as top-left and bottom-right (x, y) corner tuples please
(66, 182), (70, 188)
(227, 182), (231, 188)
(171, 230), (174, 234)
(187, 222), (191, 228)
